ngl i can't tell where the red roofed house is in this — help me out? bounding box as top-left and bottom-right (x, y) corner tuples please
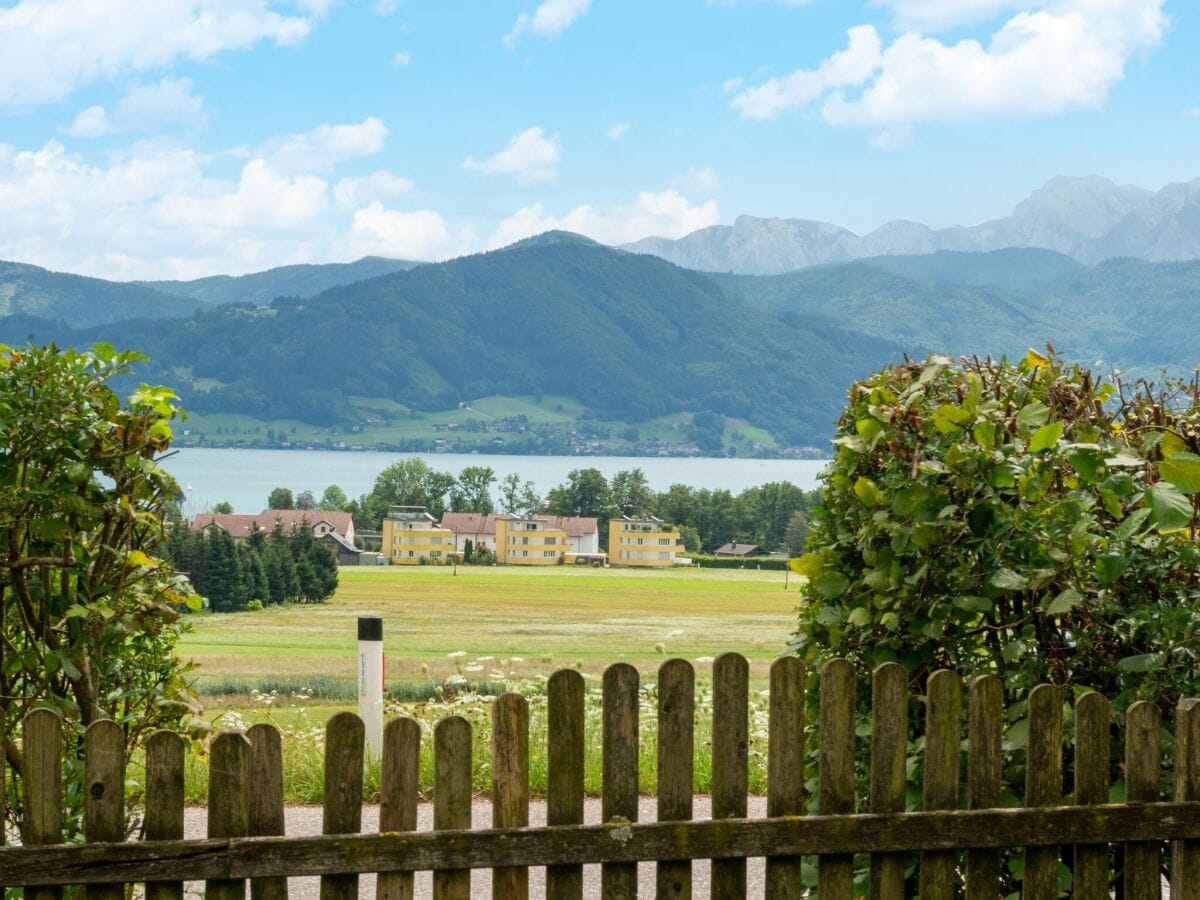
(191, 509), (356, 544)
(440, 512), (599, 555)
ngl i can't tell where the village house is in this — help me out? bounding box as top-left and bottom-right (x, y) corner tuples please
(713, 542), (768, 558)
(440, 512), (600, 558)
(190, 509), (356, 544)
(494, 515), (570, 565)
(608, 515), (684, 567)
(381, 506), (455, 565)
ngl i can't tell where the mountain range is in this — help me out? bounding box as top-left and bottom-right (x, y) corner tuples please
(623, 175), (1200, 274)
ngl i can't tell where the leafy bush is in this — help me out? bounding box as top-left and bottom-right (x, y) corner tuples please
(793, 349), (1200, 714)
(692, 555), (790, 570)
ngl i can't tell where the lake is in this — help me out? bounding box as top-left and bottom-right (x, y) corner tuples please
(163, 448), (828, 514)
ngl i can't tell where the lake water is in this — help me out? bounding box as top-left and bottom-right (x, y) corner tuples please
(163, 448), (828, 514)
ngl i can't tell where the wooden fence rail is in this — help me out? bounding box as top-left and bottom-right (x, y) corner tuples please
(2, 654), (1200, 899)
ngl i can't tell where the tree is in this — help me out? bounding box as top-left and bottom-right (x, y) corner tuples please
(450, 466), (496, 513)
(211, 500), (234, 514)
(610, 468), (654, 517)
(295, 489), (317, 510)
(359, 459), (456, 528)
(546, 468), (612, 519)
(267, 487), (294, 509)
(793, 350), (1200, 713)
(498, 472), (541, 514)
(0, 344), (200, 838)
(784, 510), (808, 556)
(320, 484), (349, 511)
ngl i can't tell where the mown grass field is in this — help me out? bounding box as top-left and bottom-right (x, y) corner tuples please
(181, 565), (799, 690)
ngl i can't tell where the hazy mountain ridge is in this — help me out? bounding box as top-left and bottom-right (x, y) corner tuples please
(623, 175), (1200, 274)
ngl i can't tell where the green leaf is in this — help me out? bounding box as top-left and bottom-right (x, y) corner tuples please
(856, 417), (883, 440)
(846, 607), (871, 627)
(127, 550), (160, 569)
(185, 593), (204, 612)
(1149, 481), (1193, 532)
(789, 553), (823, 578)
(932, 404), (971, 434)
(989, 568), (1029, 591)
(1111, 507), (1151, 541)
(973, 420), (997, 450)
(814, 570), (850, 599)
(1158, 451), (1200, 494)
(853, 476), (885, 507)
(1118, 652), (1166, 673)
(1095, 554), (1130, 587)
(1162, 431), (1189, 457)
(1016, 402), (1050, 429)
(1044, 588), (1083, 615)
(1069, 448), (1104, 483)
(1029, 421), (1064, 453)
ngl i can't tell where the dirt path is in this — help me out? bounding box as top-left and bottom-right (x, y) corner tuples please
(185, 796), (770, 898)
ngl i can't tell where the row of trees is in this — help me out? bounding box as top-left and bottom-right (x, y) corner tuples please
(164, 524), (337, 611)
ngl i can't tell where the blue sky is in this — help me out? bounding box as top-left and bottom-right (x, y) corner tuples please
(0, 0), (1195, 278)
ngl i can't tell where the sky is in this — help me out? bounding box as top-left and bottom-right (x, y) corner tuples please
(0, 0), (1196, 280)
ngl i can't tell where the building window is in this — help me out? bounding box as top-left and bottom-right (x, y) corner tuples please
(659, 538), (671, 545)
(522, 550), (529, 558)
(544, 536), (555, 545)
(522, 536), (529, 545)
(544, 550), (556, 558)
(431, 551), (441, 559)
(637, 538), (644, 545)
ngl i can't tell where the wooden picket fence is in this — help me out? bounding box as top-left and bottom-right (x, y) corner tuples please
(2, 654), (1200, 898)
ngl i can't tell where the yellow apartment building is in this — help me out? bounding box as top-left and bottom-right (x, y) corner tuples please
(382, 506), (456, 565)
(609, 516), (683, 567)
(495, 516), (569, 565)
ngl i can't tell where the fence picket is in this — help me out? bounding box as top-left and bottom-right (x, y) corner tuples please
(818, 658), (855, 900)
(966, 674), (1002, 900)
(24, 708), (63, 900)
(869, 663), (908, 900)
(144, 730), (185, 900)
(247, 723), (287, 900)
(321, 712), (365, 900)
(1073, 691), (1111, 900)
(766, 656), (805, 898)
(601, 662), (640, 900)
(433, 716), (472, 900)
(657, 658), (695, 898)
(206, 729), (250, 900)
(1174, 699), (1200, 900)
(547, 669), (585, 899)
(1023, 684), (1062, 900)
(492, 693), (530, 900)
(378, 717), (421, 900)
(711, 652), (749, 900)
(920, 670), (962, 900)
(1124, 701), (1162, 900)
(84, 719), (125, 900)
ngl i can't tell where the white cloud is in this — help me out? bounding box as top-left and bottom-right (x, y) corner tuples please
(64, 77), (207, 137)
(157, 160), (327, 230)
(0, 0), (313, 111)
(732, 0), (1167, 134)
(674, 166), (720, 193)
(374, 0), (400, 13)
(873, 1), (1034, 32)
(464, 126), (560, 185)
(392, 50), (412, 67)
(257, 117), (389, 173)
(505, 0), (591, 47)
(607, 122), (630, 141)
(64, 106), (112, 138)
(347, 202), (455, 260)
(333, 170), (415, 209)
(491, 189), (719, 248)
(722, 76), (744, 94)
(1185, 106), (1200, 118)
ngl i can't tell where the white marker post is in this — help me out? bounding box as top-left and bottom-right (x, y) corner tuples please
(358, 615), (384, 757)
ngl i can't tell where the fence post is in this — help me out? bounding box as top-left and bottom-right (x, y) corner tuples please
(492, 693), (530, 900)
(966, 674), (1002, 900)
(1124, 701), (1162, 900)
(206, 730), (250, 900)
(1173, 698), (1200, 900)
(84, 719), (125, 900)
(23, 708), (63, 900)
(818, 658), (855, 900)
(869, 663), (908, 900)
(547, 669), (585, 899)
(1023, 684), (1062, 900)
(657, 658), (695, 899)
(378, 717), (421, 900)
(602, 662), (640, 900)
(1073, 691), (1111, 900)
(920, 670), (961, 900)
(247, 724), (287, 900)
(144, 730), (186, 900)
(766, 656), (805, 898)
(712, 652), (749, 900)
(322, 712), (365, 900)
(433, 716), (472, 900)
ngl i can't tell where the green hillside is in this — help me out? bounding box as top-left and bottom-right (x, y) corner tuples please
(0, 261), (200, 326)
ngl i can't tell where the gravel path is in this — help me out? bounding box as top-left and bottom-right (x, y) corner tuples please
(185, 796), (770, 898)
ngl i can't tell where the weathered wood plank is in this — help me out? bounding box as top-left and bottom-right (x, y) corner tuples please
(966, 674), (1002, 900)
(144, 729), (186, 900)
(84, 719), (125, 900)
(602, 662), (639, 900)
(1174, 699), (1200, 900)
(657, 657), (695, 899)
(247, 723), (287, 900)
(920, 670), (961, 900)
(766, 656), (805, 899)
(1124, 700), (1162, 900)
(8, 804), (1200, 885)
(1073, 691), (1111, 900)
(546, 669), (585, 900)
(378, 717), (420, 900)
(23, 708), (63, 900)
(206, 729), (250, 900)
(869, 663), (908, 900)
(711, 652), (749, 900)
(1023, 684), (1062, 900)
(322, 712), (364, 900)
(818, 658), (855, 900)
(433, 716), (472, 900)
(492, 693), (529, 900)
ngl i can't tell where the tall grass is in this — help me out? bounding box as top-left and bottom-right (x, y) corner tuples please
(191, 674), (507, 703)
